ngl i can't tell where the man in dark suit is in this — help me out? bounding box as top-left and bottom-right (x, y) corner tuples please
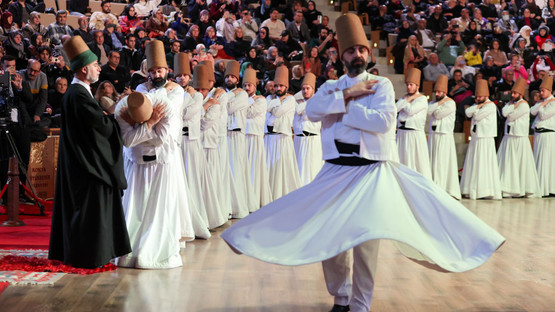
(99, 50), (130, 94)
(48, 36), (131, 269)
(87, 30), (111, 66)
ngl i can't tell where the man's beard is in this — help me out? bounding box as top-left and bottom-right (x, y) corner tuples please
(152, 76), (167, 88)
(275, 89), (286, 96)
(436, 94), (445, 101)
(225, 81), (237, 90)
(512, 95), (521, 102)
(476, 97), (486, 104)
(345, 57), (367, 76)
(86, 70), (98, 84)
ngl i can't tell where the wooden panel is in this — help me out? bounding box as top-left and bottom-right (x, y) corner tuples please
(111, 3), (126, 16)
(57, 0), (66, 11)
(44, 0), (57, 11)
(39, 13), (56, 27)
(89, 0), (102, 13)
(66, 14), (80, 29)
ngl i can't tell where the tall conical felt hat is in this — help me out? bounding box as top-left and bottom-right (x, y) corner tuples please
(434, 75), (449, 93)
(475, 79), (489, 97)
(335, 13), (370, 59)
(145, 40), (167, 70)
(127, 92), (153, 123)
(301, 72), (316, 89)
(274, 65), (289, 88)
(63, 35), (98, 71)
(199, 60), (215, 82)
(512, 77), (527, 95)
(540, 75), (553, 92)
(174, 52), (191, 77)
(224, 60), (240, 79)
(242, 68), (257, 86)
(405, 68), (421, 86)
(192, 64), (211, 89)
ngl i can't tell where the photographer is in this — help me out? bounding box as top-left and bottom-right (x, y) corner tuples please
(0, 55), (32, 204)
(44, 53), (73, 90)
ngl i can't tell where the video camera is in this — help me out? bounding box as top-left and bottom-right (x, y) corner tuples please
(0, 71), (15, 127)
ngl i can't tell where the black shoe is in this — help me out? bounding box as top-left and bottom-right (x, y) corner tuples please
(19, 194), (35, 205)
(329, 304), (350, 312)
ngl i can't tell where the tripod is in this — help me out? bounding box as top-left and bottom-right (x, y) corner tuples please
(0, 119), (45, 220)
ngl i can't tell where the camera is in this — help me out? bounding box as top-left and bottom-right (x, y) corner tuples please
(0, 72), (15, 126)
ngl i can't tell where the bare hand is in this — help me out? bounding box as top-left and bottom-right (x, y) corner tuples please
(46, 107), (52, 115)
(344, 80), (378, 102)
(186, 86), (196, 96)
(233, 87), (244, 94)
(146, 104), (167, 130)
(12, 73), (23, 90)
(33, 115), (41, 123)
(119, 107), (136, 126)
(213, 88), (226, 99)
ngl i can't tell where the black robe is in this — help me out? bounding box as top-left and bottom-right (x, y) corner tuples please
(48, 82), (131, 269)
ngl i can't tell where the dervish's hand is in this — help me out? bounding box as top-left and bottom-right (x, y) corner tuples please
(146, 104), (167, 130)
(186, 86), (196, 96)
(343, 80), (378, 103)
(119, 107), (136, 126)
(213, 88), (226, 99)
(233, 87), (244, 94)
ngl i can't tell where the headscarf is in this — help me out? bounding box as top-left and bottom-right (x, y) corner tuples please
(8, 31), (25, 58)
(239, 61), (251, 77)
(2, 12), (13, 29)
(519, 25), (532, 46)
(132, 59), (149, 78)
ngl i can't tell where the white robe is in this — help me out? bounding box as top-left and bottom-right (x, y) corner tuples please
(396, 94), (432, 179)
(115, 87), (192, 269)
(497, 100), (540, 198)
(531, 96), (555, 196)
(427, 97), (461, 199)
(293, 96), (323, 186)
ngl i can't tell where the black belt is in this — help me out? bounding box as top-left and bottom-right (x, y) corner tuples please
(230, 128), (241, 132)
(335, 140), (360, 155)
(267, 125), (277, 134)
(431, 125), (437, 131)
(535, 128), (555, 133)
(399, 121), (416, 131)
(182, 127), (189, 136)
(296, 131), (318, 137)
(326, 157), (378, 166)
(143, 155), (156, 162)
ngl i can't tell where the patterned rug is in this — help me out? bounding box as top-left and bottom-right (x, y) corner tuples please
(0, 249), (65, 286)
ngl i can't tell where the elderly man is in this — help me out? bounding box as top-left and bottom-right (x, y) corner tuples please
(222, 14), (504, 312)
(49, 36), (131, 269)
(18, 60), (48, 127)
(88, 30), (111, 66)
(415, 18), (437, 50)
(73, 16), (94, 43)
(90, 1), (118, 31)
(423, 53), (450, 81)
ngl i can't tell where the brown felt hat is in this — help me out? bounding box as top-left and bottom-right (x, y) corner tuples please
(192, 64), (211, 89)
(405, 68), (421, 86)
(540, 75), (553, 92)
(225, 60), (240, 79)
(434, 75), (448, 93)
(301, 72), (316, 89)
(145, 40), (167, 70)
(63, 35), (97, 71)
(127, 92), (153, 123)
(199, 60), (216, 82)
(274, 65), (289, 88)
(512, 77), (527, 95)
(335, 13), (370, 59)
(475, 79), (489, 97)
(242, 68), (257, 86)
(174, 52), (191, 77)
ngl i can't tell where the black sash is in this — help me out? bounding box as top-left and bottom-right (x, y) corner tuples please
(399, 121), (416, 131)
(143, 155), (156, 162)
(535, 128), (555, 133)
(267, 125), (277, 134)
(327, 157), (378, 166)
(230, 128), (241, 132)
(182, 127), (189, 136)
(431, 125), (437, 131)
(296, 131), (318, 137)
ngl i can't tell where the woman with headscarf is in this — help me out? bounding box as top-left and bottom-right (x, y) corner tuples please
(251, 26), (272, 54)
(512, 25), (537, 50)
(119, 4), (143, 35)
(130, 59), (148, 90)
(513, 37), (536, 68)
(520, 0), (542, 18)
(145, 8), (168, 38)
(4, 31), (28, 69)
(0, 12), (18, 40)
(183, 24), (202, 52)
(304, 1), (322, 37)
(21, 11), (47, 40)
(244, 47), (267, 79)
(192, 43), (214, 66)
(203, 26), (232, 59)
(516, 8), (541, 30)
(462, 20), (481, 47)
(535, 25), (552, 51)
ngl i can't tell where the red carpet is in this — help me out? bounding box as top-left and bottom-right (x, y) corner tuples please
(0, 202), (52, 249)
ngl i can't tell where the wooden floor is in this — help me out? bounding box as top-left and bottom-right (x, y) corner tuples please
(1, 198), (554, 312)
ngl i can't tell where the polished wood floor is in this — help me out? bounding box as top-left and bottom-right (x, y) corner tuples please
(1, 198), (554, 312)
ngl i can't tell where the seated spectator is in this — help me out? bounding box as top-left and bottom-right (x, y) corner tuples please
(531, 54), (555, 82)
(160, 28), (179, 51)
(287, 10), (311, 45)
(119, 4), (143, 35)
(119, 34), (143, 73)
(403, 35), (427, 72)
(134, 0), (163, 19)
(130, 59), (148, 90)
(437, 32), (466, 67)
(43, 53), (72, 90)
(516, 9), (541, 31)
(103, 22), (124, 50)
(308, 27), (333, 56)
(183, 25), (203, 52)
(95, 80), (124, 114)
(213, 59), (226, 87)
(423, 52), (450, 81)
(453, 8), (471, 31)
(170, 11), (190, 39)
(427, 5), (448, 35)
(18, 59), (49, 128)
(227, 26), (251, 59)
(480, 56), (502, 82)
(37, 46), (52, 70)
(8, 0), (44, 29)
(192, 43), (214, 67)
(47, 77), (67, 127)
(0, 12), (18, 41)
(46, 10), (73, 46)
(88, 30), (111, 66)
(483, 39), (508, 67)
(98, 50), (131, 94)
(322, 46), (344, 78)
(160, 0), (179, 17)
(204, 26), (232, 59)
(198, 9), (214, 38)
(504, 53), (529, 82)
(316, 65), (338, 89)
(255, 0), (273, 24)
(261, 8), (286, 42)
(187, 0), (208, 24)
(209, 0), (235, 22)
(264, 45), (281, 70)
(543, 0), (555, 20)
(448, 69), (473, 106)
(529, 69), (549, 94)
(251, 26), (273, 54)
(73, 16), (94, 44)
(275, 30), (303, 61)
(166, 39), (181, 70)
(535, 25), (552, 50)
(4, 31), (28, 70)
(396, 20), (415, 44)
(27, 33), (45, 59)
(513, 37), (536, 68)
(302, 46), (322, 77)
(234, 9), (258, 43)
(498, 10), (518, 34)
(146, 8), (169, 38)
(22, 11), (47, 39)
(216, 10), (236, 43)
(462, 21), (483, 47)
(412, 0), (428, 15)
(520, 0), (542, 21)
(472, 9), (491, 34)
(387, 0), (405, 19)
(90, 1), (118, 31)
(243, 47), (267, 79)
(289, 64), (303, 94)
(415, 18), (436, 50)
(284, 0), (302, 26)
(401, 5), (420, 31)
(494, 68), (515, 102)
(464, 44), (482, 67)
(450, 55), (476, 78)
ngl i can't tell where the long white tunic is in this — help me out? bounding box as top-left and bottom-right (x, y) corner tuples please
(213, 89), (233, 216)
(293, 96), (323, 186)
(222, 71), (504, 274)
(427, 97), (461, 199)
(246, 96), (272, 210)
(497, 100), (540, 198)
(115, 86), (192, 269)
(264, 94), (301, 200)
(460, 101), (502, 199)
(396, 94), (432, 179)
(531, 96), (555, 196)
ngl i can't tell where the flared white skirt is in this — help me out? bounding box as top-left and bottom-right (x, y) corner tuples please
(533, 132), (555, 196)
(204, 148), (229, 229)
(228, 132), (254, 218)
(460, 137), (502, 199)
(221, 161), (505, 272)
(428, 132), (461, 199)
(217, 136), (232, 215)
(264, 133), (301, 200)
(246, 134), (272, 210)
(497, 135), (540, 198)
(293, 135), (324, 186)
(397, 129), (432, 179)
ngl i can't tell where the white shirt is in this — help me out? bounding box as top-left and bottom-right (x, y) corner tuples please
(396, 94), (428, 131)
(427, 97), (456, 134)
(531, 95), (555, 130)
(502, 99), (530, 136)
